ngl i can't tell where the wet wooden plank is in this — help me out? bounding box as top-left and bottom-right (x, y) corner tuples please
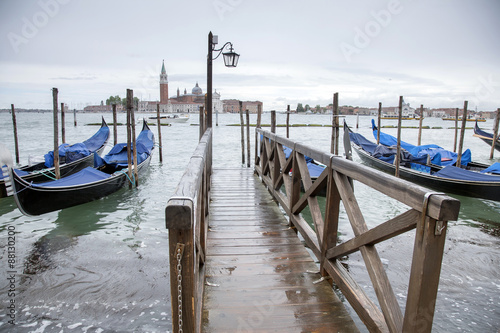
(203, 168), (359, 332)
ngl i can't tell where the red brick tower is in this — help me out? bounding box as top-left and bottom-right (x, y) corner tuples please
(160, 60), (168, 104)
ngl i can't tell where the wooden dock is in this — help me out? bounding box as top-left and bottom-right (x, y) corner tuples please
(165, 126), (461, 333)
(202, 168), (358, 332)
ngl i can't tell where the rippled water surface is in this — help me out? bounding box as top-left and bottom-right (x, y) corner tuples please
(0, 112), (499, 332)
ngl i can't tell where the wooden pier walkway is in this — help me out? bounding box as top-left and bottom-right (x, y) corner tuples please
(202, 168), (358, 332)
(166, 126), (461, 333)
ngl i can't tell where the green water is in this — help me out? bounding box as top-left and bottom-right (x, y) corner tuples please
(0, 112), (499, 332)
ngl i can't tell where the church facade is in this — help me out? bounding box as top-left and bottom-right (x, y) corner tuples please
(138, 60), (222, 113)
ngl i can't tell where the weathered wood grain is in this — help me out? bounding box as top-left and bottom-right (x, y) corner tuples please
(203, 168), (359, 332)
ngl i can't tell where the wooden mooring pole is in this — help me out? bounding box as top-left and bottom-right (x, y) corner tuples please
(112, 104), (118, 146)
(239, 101), (245, 165)
(395, 96), (403, 178)
(73, 108), (77, 127)
(286, 105), (290, 138)
(490, 108), (500, 159)
(254, 104), (262, 168)
(156, 104), (163, 162)
(199, 106), (205, 140)
(10, 104), (19, 165)
(271, 110), (276, 134)
(331, 92), (339, 154)
(52, 88), (60, 179)
(131, 93), (138, 187)
(456, 101), (468, 166)
(418, 105), (424, 146)
(377, 102), (381, 145)
(246, 109), (250, 168)
(453, 108), (459, 152)
(126, 89), (133, 189)
(61, 103), (65, 143)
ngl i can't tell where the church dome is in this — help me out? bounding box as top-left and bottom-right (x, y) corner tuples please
(192, 82), (202, 95)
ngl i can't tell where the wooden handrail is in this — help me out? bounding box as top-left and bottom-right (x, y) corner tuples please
(165, 128), (212, 333)
(255, 128), (460, 333)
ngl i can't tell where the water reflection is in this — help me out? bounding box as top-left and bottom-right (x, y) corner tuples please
(22, 198), (121, 276)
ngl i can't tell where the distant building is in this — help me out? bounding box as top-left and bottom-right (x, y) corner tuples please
(222, 100), (263, 113)
(84, 101), (123, 112)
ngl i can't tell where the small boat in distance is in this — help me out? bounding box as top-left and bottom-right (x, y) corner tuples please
(473, 121), (500, 152)
(0, 118), (109, 198)
(9, 120), (154, 216)
(147, 114), (189, 125)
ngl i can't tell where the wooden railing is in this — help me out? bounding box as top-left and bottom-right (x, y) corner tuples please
(165, 128), (212, 333)
(254, 128), (461, 333)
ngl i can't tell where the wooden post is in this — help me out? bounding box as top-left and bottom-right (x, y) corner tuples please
(157, 103), (163, 162)
(52, 88), (60, 179)
(239, 101), (245, 165)
(395, 96), (403, 178)
(167, 203), (196, 333)
(246, 109), (250, 168)
(199, 106), (204, 140)
(271, 110), (276, 134)
(490, 108), (500, 159)
(131, 92), (138, 187)
(456, 101), (468, 167)
(453, 108), (459, 152)
(286, 105), (290, 138)
(377, 102), (382, 145)
(417, 105), (424, 146)
(216, 104), (219, 127)
(254, 104), (262, 168)
(60, 103), (66, 143)
(356, 113), (359, 129)
(126, 89), (133, 189)
(73, 108), (77, 127)
(403, 216), (448, 333)
(112, 104), (118, 146)
(331, 92), (339, 154)
(10, 104), (19, 165)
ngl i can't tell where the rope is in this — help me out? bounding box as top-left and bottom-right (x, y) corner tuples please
(32, 168), (57, 180)
(117, 169), (136, 186)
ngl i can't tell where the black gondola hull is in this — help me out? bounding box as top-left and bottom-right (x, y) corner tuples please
(11, 155), (152, 216)
(474, 122), (500, 152)
(352, 145), (500, 202)
(1, 119), (109, 198)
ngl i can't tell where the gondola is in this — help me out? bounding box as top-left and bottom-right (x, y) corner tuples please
(0, 117), (110, 198)
(345, 121), (500, 202)
(9, 120), (154, 216)
(473, 121), (500, 152)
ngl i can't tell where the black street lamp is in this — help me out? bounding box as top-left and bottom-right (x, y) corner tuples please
(207, 31), (239, 128)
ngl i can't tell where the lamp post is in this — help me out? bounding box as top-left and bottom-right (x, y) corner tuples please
(207, 31), (239, 128)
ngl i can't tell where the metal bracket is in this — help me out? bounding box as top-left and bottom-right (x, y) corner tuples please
(435, 220), (446, 236)
(175, 243), (185, 263)
(420, 192), (448, 236)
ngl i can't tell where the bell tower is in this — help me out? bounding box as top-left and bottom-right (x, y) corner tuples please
(160, 60), (168, 104)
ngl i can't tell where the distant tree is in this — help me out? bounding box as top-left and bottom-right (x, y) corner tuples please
(106, 95), (121, 105)
(120, 97), (139, 109)
(315, 105), (321, 112)
(296, 103), (304, 113)
(305, 104), (310, 111)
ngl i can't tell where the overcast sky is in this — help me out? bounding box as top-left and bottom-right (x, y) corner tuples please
(1, 0), (499, 111)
